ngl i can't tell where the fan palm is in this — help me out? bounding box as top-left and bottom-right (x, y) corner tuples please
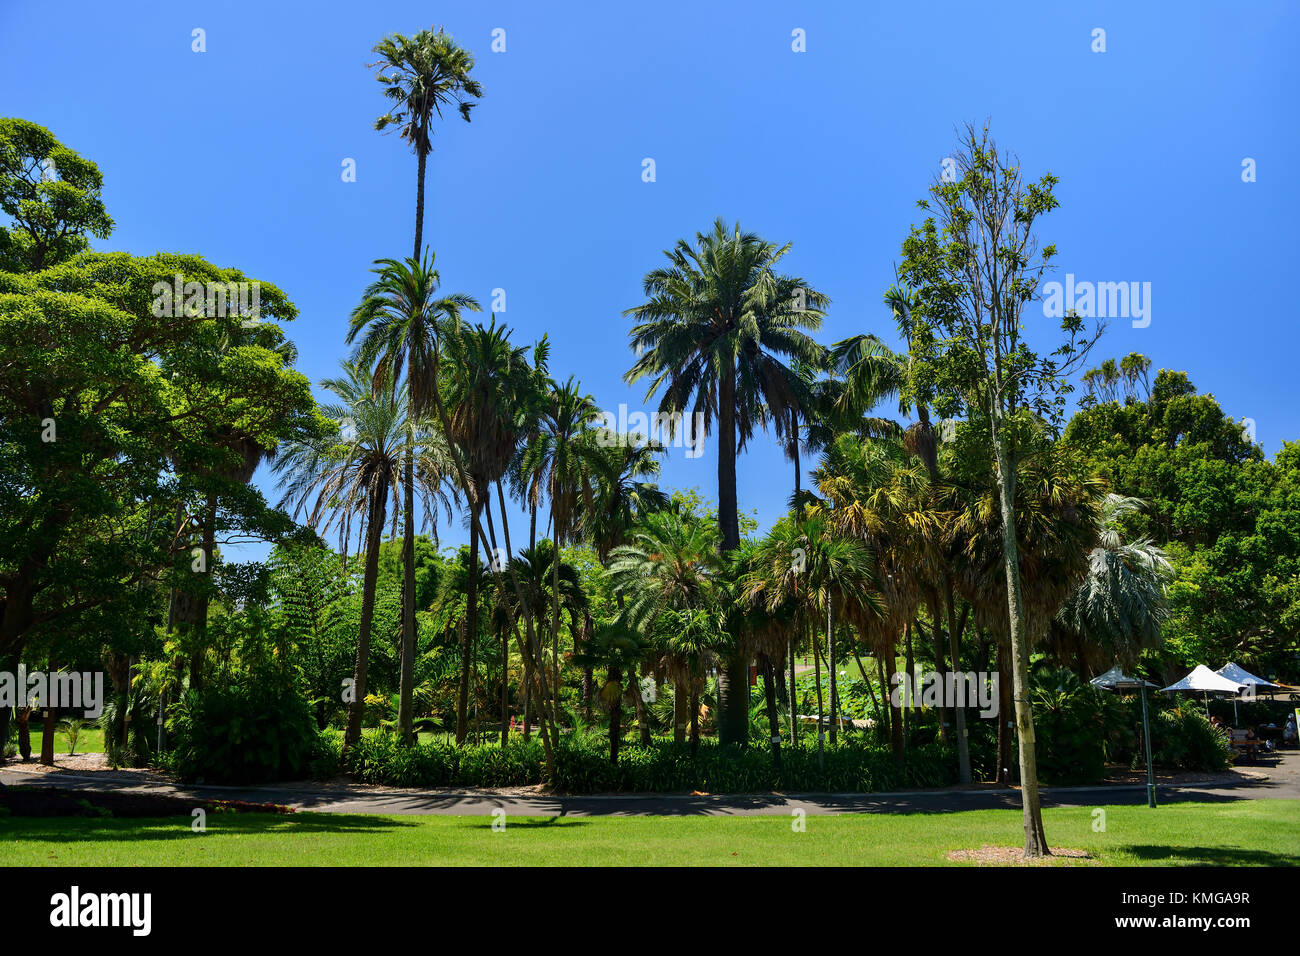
(371, 27), (483, 260)
(1050, 494), (1172, 676)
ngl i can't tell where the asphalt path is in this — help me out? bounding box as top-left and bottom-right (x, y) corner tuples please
(3, 750), (1296, 816)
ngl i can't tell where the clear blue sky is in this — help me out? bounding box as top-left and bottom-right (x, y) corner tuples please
(4, 0), (1297, 560)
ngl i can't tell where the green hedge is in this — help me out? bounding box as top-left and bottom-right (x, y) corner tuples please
(326, 730), (959, 794)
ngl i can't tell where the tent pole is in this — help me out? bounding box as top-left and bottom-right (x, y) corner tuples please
(1141, 684), (1156, 809)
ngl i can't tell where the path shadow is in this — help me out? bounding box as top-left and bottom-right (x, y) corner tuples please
(1118, 843), (1298, 867)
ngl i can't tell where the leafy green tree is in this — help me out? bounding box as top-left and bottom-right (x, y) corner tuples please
(893, 125), (1099, 855)
(0, 118), (112, 273)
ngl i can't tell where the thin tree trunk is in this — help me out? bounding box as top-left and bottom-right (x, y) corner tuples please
(456, 499), (482, 745)
(929, 598), (950, 745)
(997, 640), (1013, 785)
(904, 621), (916, 747)
(812, 620), (825, 767)
(993, 421), (1048, 856)
(673, 681), (687, 744)
(885, 640), (903, 761)
(789, 631), (799, 747)
(760, 653), (782, 771)
(344, 493), (386, 751)
(945, 580), (973, 784)
(608, 667), (622, 765)
(828, 603), (838, 746)
(397, 446), (417, 743)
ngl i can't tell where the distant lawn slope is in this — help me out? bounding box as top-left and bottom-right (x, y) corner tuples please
(1, 800), (1296, 867)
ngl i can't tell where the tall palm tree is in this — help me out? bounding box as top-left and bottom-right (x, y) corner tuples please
(274, 360), (411, 750)
(439, 319), (534, 743)
(371, 27), (483, 260)
(624, 218), (828, 743)
(519, 377), (602, 728)
(348, 253), (480, 742)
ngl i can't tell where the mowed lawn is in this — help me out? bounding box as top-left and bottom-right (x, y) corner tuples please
(1, 800), (1296, 866)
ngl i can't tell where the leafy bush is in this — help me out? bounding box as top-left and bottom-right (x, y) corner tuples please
(1032, 670), (1124, 785)
(328, 731), (958, 794)
(1148, 703), (1233, 772)
(169, 681), (318, 784)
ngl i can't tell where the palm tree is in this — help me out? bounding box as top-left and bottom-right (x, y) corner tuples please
(608, 505), (724, 751)
(572, 623), (651, 765)
(585, 438), (669, 741)
(624, 218), (828, 743)
(348, 253), (480, 742)
(519, 377), (603, 729)
(1050, 494), (1172, 677)
(371, 27), (483, 260)
(439, 319), (534, 743)
(274, 360), (411, 750)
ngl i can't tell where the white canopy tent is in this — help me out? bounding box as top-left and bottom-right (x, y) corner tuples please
(1162, 665), (1247, 722)
(1216, 662), (1282, 696)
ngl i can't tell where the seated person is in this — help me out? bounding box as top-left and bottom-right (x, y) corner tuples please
(1284, 714), (1298, 747)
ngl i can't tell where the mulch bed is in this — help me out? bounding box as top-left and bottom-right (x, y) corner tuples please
(946, 845), (1095, 866)
(0, 786), (294, 819)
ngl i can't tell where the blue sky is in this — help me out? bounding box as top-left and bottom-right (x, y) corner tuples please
(3, 0), (1297, 560)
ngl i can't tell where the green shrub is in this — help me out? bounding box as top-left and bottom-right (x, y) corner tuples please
(1032, 670), (1123, 785)
(1148, 703), (1232, 772)
(170, 681), (318, 784)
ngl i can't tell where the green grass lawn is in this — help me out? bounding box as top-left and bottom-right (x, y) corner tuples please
(17, 725), (105, 756)
(2, 800), (1296, 866)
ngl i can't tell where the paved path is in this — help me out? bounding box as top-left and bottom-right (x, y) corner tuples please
(4, 751), (1296, 816)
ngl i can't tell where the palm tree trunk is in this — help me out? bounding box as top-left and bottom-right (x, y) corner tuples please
(39, 700), (55, 766)
(673, 681), (687, 744)
(789, 633), (798, 747)
(608, 667), (622, 765)
(716, 356), (748, 745)
(813, 620), (825, 767)
(456, 499), (482, 745)
(828, 602), (838, 746)
(397, 446), (417, 744)
(760, 653), (782, 771)
(548, 520), (563, 734)
(929, 598), (950, 745)
(904, 621), (916, 746)
(945, 580), (973, 783)
(345, 493), (386, 751)
(633, 664), (652, 745)
(413, 147), (427, 260)
(689, 684), (700, 757)
(876, 654), (892, 746)
(885, 640), (903, 761)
